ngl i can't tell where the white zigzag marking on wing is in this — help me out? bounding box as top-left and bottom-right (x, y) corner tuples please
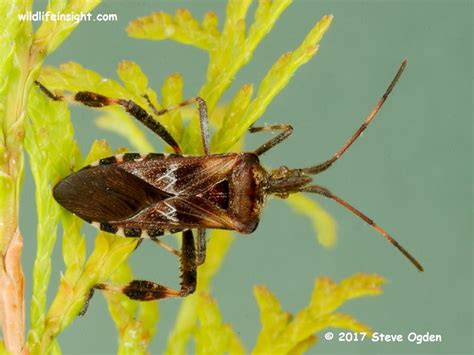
(157, 200), (178, 222)
(156, 163), (178, 193)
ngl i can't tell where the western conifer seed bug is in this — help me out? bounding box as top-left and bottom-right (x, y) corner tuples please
(35, 59), (423, 304)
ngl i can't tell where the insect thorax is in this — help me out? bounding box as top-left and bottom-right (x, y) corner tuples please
(227, 153), (267, 234)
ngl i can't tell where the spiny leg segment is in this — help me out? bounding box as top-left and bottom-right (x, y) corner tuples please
(95, 229), (197, 301)
(35, 81), (212, 155)
(34, 81), (182, 154)
(80, 229), (205, 314)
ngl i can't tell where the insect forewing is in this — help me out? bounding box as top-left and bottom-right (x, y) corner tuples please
(53, 164), (171, 222)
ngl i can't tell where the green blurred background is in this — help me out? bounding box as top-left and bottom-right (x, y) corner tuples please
(20, 0), (472, 354)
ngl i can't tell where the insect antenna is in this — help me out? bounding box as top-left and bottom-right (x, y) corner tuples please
(302, 184), (424, 272)
(302, 59), (407, 175)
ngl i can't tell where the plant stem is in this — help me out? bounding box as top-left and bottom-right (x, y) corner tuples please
(0, 6), (41, 348)
(0, 57), (31, 355)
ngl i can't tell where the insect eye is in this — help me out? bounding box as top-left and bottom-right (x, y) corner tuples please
(271, 166), (290, 179)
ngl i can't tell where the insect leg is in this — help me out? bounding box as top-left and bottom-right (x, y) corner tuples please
(302, 59), (407, 175)
(150, 236), (181, 257)
(133, 238), (143, 251)
(94, 229), (197, 300)
(143, 94), (211, 155)
(196, 228), (207, 266)
(301, 184), (424, 272)
(82, 237), (181, 311)
(78, 288), (95, 316)
(34, 81), (182, 154)
(142, 94), (160, 115)
(249, 124), (294, 156)
(77, 236), (144, 315)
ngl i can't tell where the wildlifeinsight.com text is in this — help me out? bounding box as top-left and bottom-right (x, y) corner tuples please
(18, 11), (118, 22)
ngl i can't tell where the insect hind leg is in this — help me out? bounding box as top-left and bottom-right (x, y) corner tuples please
(150, 236), (181, 257)
(196, 228), (207, 266)
(94, 229), (197, 301)
(151, 228), (205, 264)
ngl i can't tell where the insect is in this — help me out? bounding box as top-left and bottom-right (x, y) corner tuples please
(35, 59), (423, 303)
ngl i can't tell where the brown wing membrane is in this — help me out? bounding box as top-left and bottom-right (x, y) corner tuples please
(118, 154), (239, 195)
(124, 196), (237, 230)
(53, 165), (171, 222)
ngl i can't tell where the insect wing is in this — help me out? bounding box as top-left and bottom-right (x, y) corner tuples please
(118, 154), (239, 195)
(126, 195), (237, 230)
(53, 164), (171, 222)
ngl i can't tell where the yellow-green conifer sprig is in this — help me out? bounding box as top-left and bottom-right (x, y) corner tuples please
(25, 89), (81, 349)
(13, 2), (102, 352)
(127, 9), (220, 51)
(213, 14), (333, 153)
(202, 11), (220, 39)
(252, 273), (384, 354)
(165, 230), (235, 354)
(95, 111), (155, 152)
(161, 73), (185, 143)
(104, 262), (159, 354)
(27, 141), (139, 353)
(194, 292), (246, 355)
(287, 336), (317, 355)
(286, 194), (337, 248)
(33, 0), (101, 55)
(37, 232), (138, 353)
(39, 62), (158, 151)
(253, 285), (291, 353)
(117, 60), (149, 97)
(210, 84), (254, 152)
(200, 0), (293, 112)
(59, 211), (85, 284)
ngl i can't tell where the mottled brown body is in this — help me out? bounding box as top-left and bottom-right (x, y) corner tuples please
(53, 152), (267, 237)
(37, 59), (422, 308)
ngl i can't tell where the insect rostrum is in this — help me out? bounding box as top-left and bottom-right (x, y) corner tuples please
(36, 59), (423, 304)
